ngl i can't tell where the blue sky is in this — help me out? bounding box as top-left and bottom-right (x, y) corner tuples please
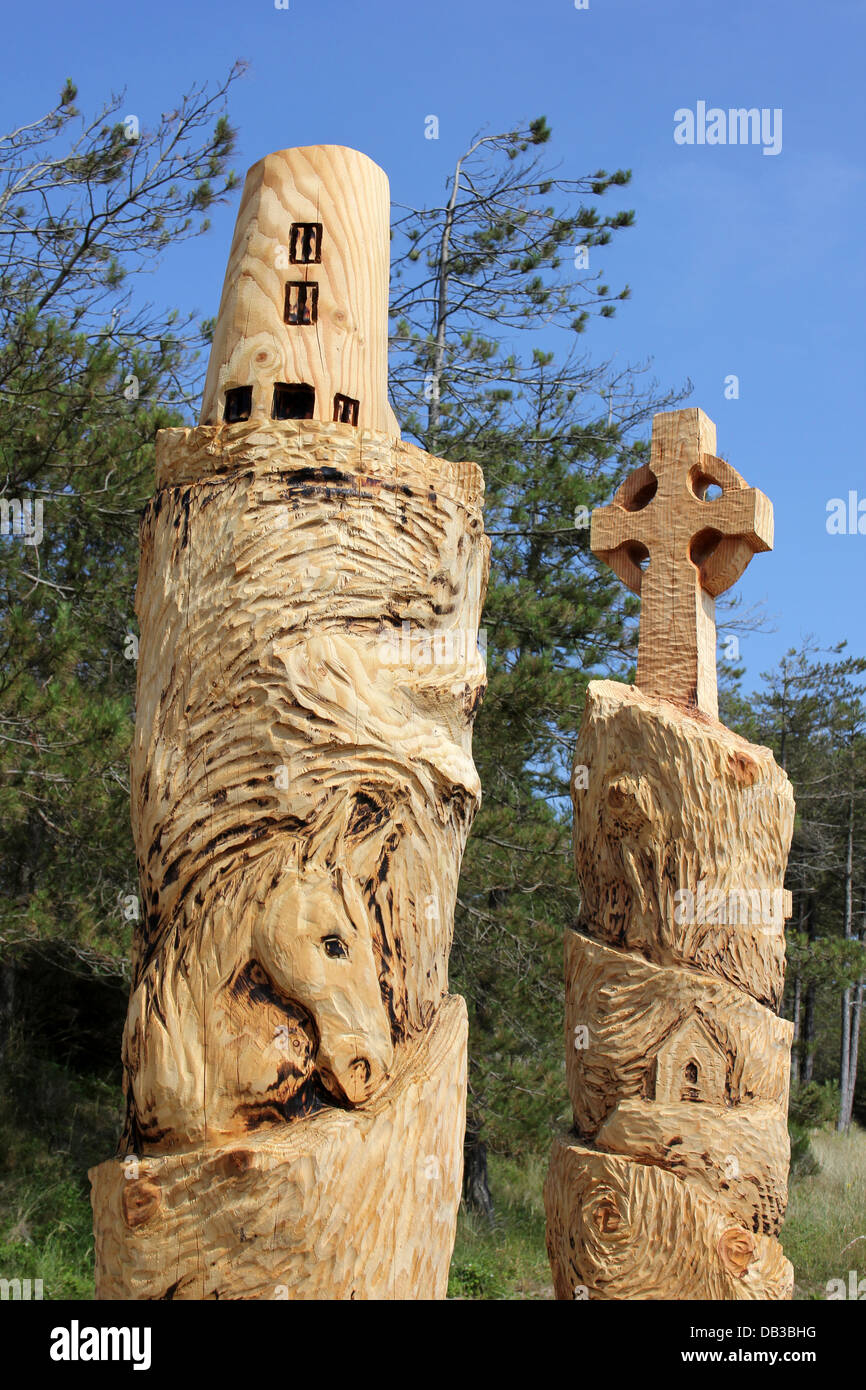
(3, 0), (864, 690)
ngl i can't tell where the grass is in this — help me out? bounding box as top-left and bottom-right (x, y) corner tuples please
(781, 1126), (866, 1300)
(448, 1152), (554, 1300)
(449, 1127), (866, 1300)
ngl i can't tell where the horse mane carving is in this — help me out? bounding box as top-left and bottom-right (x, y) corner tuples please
(122, 460), (487, 1151)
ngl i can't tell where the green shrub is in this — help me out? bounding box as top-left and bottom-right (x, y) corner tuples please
(789, 1081), (840, 1131)
(789, 1121), (821, 1178)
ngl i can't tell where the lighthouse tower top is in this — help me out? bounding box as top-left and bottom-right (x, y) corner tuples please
(200, 145), (399, 438)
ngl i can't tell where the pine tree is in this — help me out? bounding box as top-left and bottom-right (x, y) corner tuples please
(729, 643), (866, 1127)
(389, 120), (686, 1207)
(0, 71), (243, 970)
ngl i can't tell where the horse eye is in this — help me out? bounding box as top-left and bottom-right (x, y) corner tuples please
(323, 936), (348, 959)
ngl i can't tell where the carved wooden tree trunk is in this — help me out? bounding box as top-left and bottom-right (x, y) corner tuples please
(545, 411), (795, 1301)
(545, 684), (795, 1300)
(89, 147), (488, 1300)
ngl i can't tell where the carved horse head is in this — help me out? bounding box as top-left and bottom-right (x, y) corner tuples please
(252, 862), (393, 1105)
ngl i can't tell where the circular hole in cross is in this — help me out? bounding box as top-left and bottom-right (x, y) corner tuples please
(622, 469), (658, 512)
(690, 468), (723, 502)
(627, 541), (650, 572)
(690, 527), (722, 570)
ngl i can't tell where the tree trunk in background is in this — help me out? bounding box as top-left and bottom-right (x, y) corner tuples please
(802, 895), (818, 1083)
(791, 969), (802, 1087)
(847, 979), (864, 1126)
(790, 890), (806, 1086)
(839, 898), (866, 1132)
(840, 990), (853, 1131)
(0, 960), (14, 1064)
(838, 796), (855, 1131)
(803, 979), (817, 1083)
(463, 1114), (495, 1226)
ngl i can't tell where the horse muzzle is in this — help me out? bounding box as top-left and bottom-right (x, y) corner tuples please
(318, 1036), (394, 1106)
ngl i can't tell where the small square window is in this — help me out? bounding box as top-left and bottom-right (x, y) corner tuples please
(289, 222), (323, 264)
(333, 393), (360, 426)
(224, 385), (252, 423)
(272, 383), (315, 420)
(284, 281), (318, 326)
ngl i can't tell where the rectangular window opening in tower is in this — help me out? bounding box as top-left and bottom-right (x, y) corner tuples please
(290, 223), (323, 264)
(333, 394), (360, 426)
(224, 385), (253, 423)
(272, 383), (315, 420)
(284, 282), (319, 326)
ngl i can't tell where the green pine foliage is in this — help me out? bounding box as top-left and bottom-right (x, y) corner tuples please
(0, 70), (243, 965)
(390, 122), (685, 1160)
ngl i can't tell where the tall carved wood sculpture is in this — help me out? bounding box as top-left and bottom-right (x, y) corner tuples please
(545, 409), (796, 1300)
(89, 146), (488, 1300)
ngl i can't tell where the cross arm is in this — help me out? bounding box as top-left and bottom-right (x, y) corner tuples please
(693, 466), (774, 597)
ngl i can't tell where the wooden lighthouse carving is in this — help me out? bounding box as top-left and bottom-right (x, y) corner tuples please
(89, 146), (488, 1300)
(545, 409), (796, 1300)
(199, 145), (401, 438)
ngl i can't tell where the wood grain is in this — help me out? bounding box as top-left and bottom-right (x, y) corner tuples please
(200, 146), (399, 437)
(591, 409), (773, 718)
(550, 418), (792, 1298)
(91, 145), (487, 1300)
(546, 679), (795, 1299)
(91, 996), (467, 1300)
(119, 415), (486, 1145)
(571, 679), (793, 1008)
(564, 932), (792, 1139)
(545, 1140), (794, 1301)
(90, 414), (487, 1295)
